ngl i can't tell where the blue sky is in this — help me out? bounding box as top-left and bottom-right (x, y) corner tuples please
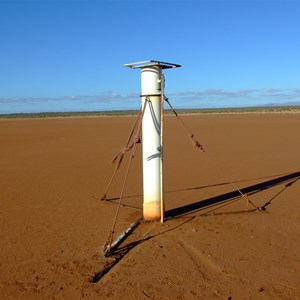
(0, 0), (300, 113)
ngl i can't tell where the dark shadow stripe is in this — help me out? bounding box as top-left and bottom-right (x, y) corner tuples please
(165, 171), (300, 218)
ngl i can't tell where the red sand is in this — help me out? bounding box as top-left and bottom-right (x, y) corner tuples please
(0, 113), (299, 299)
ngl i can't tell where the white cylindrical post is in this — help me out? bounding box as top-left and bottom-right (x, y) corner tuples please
(141, 66), (163, 221)
(123, 60), (180, 222)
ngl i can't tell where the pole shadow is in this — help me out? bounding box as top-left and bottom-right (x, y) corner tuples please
(100, 172), (295, 202)
(165, 171), (300, 219)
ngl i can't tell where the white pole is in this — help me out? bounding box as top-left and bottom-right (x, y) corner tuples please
(141, 66), (162, 221)
(123, 60), (180, 222)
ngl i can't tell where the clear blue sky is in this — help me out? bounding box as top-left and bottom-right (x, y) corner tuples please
(1, 0), (300, 113)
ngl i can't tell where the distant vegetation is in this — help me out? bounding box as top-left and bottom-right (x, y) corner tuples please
(0, 110), (139, 119)
(1, 106), (300, 119)
(173, 106), (300, 114)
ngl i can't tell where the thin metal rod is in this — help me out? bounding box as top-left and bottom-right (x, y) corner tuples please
(110, 100), (147, 232)
(105, 221), (140, 257)
(104, 99), (148, 256)
(160, 75), (165, 223)
(165, 96), (259, 210)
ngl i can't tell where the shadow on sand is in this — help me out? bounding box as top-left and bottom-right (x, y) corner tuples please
(93, 172), (299, 283)
(91, 217), (194, 283)
(165, 171), (300, 219)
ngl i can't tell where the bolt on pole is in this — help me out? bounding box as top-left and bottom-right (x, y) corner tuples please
(123, 60), (181, 221)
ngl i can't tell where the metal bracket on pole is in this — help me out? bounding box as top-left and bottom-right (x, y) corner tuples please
(123, 60), (181, 69)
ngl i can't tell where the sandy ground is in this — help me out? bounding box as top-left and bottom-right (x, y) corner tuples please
(0, 113), (299, 299)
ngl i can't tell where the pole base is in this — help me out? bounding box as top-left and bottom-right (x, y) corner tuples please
(143, 201), (161, 221)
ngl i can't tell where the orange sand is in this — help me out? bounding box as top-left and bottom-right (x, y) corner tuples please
(0, 113), (299, 299)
